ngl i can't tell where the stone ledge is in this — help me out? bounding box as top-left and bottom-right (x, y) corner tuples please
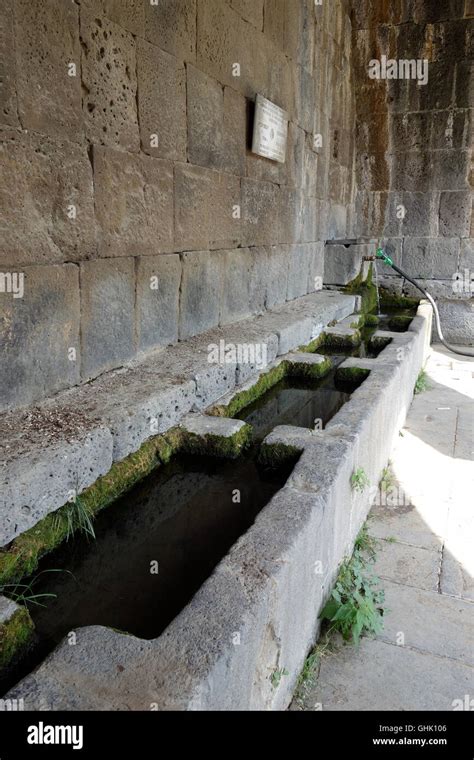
(0, 290), (356, 548)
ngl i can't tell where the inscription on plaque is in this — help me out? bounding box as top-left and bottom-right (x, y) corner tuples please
(251, 94), (288, 164)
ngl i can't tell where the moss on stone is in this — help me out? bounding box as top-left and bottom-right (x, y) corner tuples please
(0, 429), (183, 586)
(388, 315), (413, 332)
(258, 442), (302, 469)
(286, 356), (332, 379)
(335, 366), (371, 385)
(379, 289), (419, 310)
(0, 606), (34, 670)
(323, 331), (361, 349)
(364, 314), (379, 327)
(344, 264), (378, 316)
(211, 362), (288, 418)
(369, 336), (392, 352)
(180, 423), (253, 459)
(297, 333), (326, 353)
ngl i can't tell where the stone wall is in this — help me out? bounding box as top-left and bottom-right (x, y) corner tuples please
(352, 0), (473, 344)
(0, 0), (357, 411)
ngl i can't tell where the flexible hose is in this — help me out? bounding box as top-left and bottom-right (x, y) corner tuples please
(377, 255), (474, 358)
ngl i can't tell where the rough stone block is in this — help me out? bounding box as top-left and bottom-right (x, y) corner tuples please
(241, 179), (281, 247)
(93, 146), (174, 257)
(136, 254), (181, 352)
(307, 242), (325, 293)
(278, 188), (304, 244)
(324, 243), (369, 286)
(327, 205), (349, 243)
(287, 244), (313, 300)
(439, 191), (472, 237)
(265, 246), (290, 308)
(293, 65), (316, 133)
(186, 66), (246, 175)
(175, 164), (241, 251)
(80, 10), (139, 152)
(101, 0), (145, 36)
(0, 264), (80, 411)
(179, 251), (224, 340)
(454, 61), (474, 109)
(0, 130), (96, 267)
(220, 248), (267, 325)
(180, 413), (250, 456)
(402, 238), (461, 279)
(433, 150), (470, 191)
(138, 336), (236, 411)
(430, 109), (472, 151)
(0, 0), (19, 127)
(137, 39), (186, 161)
(196, 0), (268, 99)
(144, 0), (196, 62)
(459, 238), (474, 269)
(230, 0), (264, 29)
(223, 87), (247, 176)
(400, 192), (439, 237)
(434, 299), (474, 345)
(48, 366), (196, 462)
(14, 0), (82, 141)
(391, 151), (436, 193)
(0, 408), (113, 545)
(80, 258), (135, 381)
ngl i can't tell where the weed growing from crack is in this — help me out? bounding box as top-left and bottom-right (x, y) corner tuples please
(379, 463), (395, 493)
(53, 494), (95, 542)
(351, 467), (370, 492)
(414, 368), (430, 395)
(270, 667), (289, 689)
(320, 527), (385, 645)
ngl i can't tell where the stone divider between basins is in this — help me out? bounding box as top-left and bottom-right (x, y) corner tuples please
(4, 303), (431, 710)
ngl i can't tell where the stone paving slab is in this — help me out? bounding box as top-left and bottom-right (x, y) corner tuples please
(373, 539), (441, 593)
(310, 638), (473, 711)
(377, 580), (474, 665)
(294, 343), (474, 712)
(369, 504), (443, 551)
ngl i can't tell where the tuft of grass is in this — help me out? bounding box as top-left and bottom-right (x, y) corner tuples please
(414, 368), (430, 395)
(351, 467), (370, 493)
(320, 526), (385, 645)
(53, 494), (95, 542)
(293, 632), (337, 708)
(1, 569), (70, 609)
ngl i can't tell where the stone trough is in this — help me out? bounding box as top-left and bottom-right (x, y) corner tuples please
(0, 293), (431, 710)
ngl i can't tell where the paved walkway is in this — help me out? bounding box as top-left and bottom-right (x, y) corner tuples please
(294, 345), (474, 710)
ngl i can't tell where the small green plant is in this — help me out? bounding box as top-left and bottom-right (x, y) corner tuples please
(379, 464), (395, 493)
(295, 633), (335, 696)
(354, 524), (378, 559)
(414, 369), (429, 395)
(1, 569), (67, 608)
(351, 467), (370, 493)
(270, 667), (289, 689)
(53, 494), (95, 541)
(320, 528), (385, 645)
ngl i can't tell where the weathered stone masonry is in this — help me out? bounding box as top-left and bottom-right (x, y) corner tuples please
(352, 0), (473, 343)
(0, 0), (357, 411)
